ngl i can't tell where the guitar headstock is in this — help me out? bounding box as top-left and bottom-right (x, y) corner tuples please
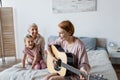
(89, 74), (108, 80)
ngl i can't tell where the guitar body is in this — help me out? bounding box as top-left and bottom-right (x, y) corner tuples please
(47, 44), (74, 76)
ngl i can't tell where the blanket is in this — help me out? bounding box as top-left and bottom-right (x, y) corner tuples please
(0, 50), (118, 80)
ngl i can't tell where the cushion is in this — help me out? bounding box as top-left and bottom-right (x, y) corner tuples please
(79, 37), (96, 51)
(48, 36), (96, 51)
(48, 36), (58, 43)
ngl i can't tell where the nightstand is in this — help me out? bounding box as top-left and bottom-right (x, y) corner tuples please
(107, 47), (120, 64)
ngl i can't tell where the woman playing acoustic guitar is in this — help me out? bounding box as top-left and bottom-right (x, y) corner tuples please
(44, 20), (90, 80)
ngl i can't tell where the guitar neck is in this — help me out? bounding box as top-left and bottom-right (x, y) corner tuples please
(61, 62), (88, 79)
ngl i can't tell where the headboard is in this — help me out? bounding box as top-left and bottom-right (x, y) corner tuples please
(96, 38), (107, 48)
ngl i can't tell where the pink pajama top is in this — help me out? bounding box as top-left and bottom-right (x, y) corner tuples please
(23, 44), (42, 64)
(34, 34), (46, 62)
(34, 34), (45, 55)
(48, 37), (90, 79)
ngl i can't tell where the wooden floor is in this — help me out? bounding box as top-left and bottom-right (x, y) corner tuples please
(112, 64), (120, 80)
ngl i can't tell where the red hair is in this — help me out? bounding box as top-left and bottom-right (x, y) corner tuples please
(58, 20), (74, 36)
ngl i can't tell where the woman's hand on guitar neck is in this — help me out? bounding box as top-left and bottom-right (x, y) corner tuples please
(79, 67), (88, 80)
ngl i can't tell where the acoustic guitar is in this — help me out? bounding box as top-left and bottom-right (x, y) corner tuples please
(47, 44), (107, 80)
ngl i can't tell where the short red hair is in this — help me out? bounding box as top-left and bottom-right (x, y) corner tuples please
(58, 20), (75, 36)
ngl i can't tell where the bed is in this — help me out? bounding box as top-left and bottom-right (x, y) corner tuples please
(0, 36), (118, 80)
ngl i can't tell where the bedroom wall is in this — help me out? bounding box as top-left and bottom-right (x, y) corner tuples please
(2, 0), (120, 58)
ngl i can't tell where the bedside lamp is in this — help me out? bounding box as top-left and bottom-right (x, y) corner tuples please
(108, 42), (118, 52)
(108, 42), (116, 47)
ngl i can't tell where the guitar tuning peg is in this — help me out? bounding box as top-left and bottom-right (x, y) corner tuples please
(99, 74), (103, 78)
(96, 74), (103, 77)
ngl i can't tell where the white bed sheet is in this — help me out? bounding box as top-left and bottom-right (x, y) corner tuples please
(0, 63), (49, 80)
(87, 50), (118, 80)
(0, 50), (118, 80)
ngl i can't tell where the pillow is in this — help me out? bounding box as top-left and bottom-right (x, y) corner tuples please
(48, 36), (58, 43)
(48, 36), (96, 51)
(79, 37), (96, 51)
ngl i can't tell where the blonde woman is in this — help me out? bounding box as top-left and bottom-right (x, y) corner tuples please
(28, 23), (45, 61)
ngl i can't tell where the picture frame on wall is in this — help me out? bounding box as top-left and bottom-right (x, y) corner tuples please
(52, 0), (97, 13)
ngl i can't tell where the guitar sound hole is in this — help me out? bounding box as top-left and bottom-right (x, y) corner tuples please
(53, 59), (62, 71)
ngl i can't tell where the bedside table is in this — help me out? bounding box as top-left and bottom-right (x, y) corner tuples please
(107, 47), (120, 64)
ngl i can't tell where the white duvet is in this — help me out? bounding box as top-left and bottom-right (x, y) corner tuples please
(87, 50), (118, 80)
(0, 63), (49, 80)
(0, 50), (118, 80)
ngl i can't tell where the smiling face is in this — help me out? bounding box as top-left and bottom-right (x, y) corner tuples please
(58, 20), (75, 41)
(28, 24), (38, 39)
(58, 27), (70, 41)
(24, 36), (34, 49)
